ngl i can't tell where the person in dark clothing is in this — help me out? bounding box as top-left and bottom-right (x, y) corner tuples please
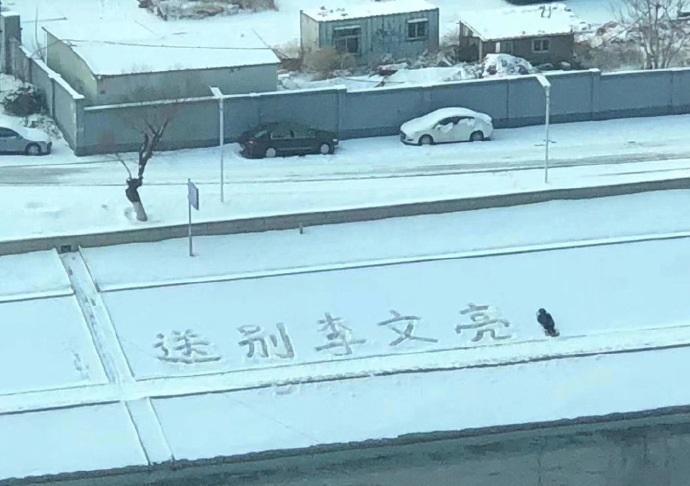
(537, 308), (559, 337)
(125, 177), (142, 203)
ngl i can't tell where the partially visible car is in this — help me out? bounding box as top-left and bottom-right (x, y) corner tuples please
(400, 107), (493, 146)
(0, 126), (52, 155)
(239, 122), (338, 159)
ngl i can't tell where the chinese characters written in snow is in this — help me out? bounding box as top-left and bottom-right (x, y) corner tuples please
(153, 304), (513, 365)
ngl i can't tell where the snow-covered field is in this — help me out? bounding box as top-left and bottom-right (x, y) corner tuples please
(2, 114), (690, 241)
(0, 250), (71, 300)
(1, 190), (690, 480)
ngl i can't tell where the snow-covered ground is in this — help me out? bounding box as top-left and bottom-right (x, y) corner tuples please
(0, 250), (71, 300)
(1, 190), (690, 481)
(0, 403), (147, 480)
(2, 114), (690, 241)
(81, 189), (690, 290)
(153, 345), (690, 461)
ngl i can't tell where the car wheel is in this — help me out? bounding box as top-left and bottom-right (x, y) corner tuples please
(419, 135), (434, 146)
(25, 143), (42, 156)
(470, 131), (484, 142)
(318, 142), (332, 155)
(264, 147), (277, 158)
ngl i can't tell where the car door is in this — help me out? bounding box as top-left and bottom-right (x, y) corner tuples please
(291, 126), (316, 154)
(268, 126), (294, 156)
(0, 128), (19, 153)
(453, 116), (475, 141)
(432, 117), (456, 143)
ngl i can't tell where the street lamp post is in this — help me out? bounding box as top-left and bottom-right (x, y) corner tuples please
(536, 74), (551, 184)
(209, 86), (225, 202)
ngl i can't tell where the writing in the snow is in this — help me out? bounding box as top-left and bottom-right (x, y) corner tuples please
(153, 304), (513, 365)
(238, 323), (295, 359)
(315, 313), (366, 356)
(377, 310), (438, 346)
(456, 303), (512, 342)
(154, 330), (221, 364)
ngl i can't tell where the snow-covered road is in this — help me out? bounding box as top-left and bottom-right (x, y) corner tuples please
(1, 114), (690, 241)
(4, 114), (690, 185)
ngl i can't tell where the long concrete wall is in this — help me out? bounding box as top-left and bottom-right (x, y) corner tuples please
(75, 65), (690, 155)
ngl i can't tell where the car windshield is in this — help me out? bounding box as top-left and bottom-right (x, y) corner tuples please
(0, 128), (18, 138)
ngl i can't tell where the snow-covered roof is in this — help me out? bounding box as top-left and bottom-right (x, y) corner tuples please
(303, 0), (437, 22)
(43, 21), (280, 76)
(459, 3), (589, 41)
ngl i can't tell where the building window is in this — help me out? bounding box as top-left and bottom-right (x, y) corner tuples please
(407, 18), (428, 40)
(334, 26), (361, 54)
(532, 38), (550, 52)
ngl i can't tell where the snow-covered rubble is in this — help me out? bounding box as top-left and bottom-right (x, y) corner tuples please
(481, 53), (538, 78)
(281, 54), (535, 90)
(139, 0), (275, 19)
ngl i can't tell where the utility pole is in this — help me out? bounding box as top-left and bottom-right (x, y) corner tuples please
(536, 74), (552, 184)
(209, 86), (225, 203)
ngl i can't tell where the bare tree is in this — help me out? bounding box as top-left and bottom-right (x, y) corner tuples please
(123, 117), (171, 222)
(618, 0), (690, 68)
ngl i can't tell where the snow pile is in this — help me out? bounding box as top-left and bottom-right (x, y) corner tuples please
(0, 75), (61, 141)
(279, 65), (476, 91)
(584, 21), (630, 49)
(481, 54), (537, 78)
(385, 66), (476, 85)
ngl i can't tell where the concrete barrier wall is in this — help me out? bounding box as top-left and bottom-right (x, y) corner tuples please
(1, 177), (688, 257)
(9, 41), (84, 148)
(341, 85), (428, 138)
(10, 39), (31, 83)
(600, 69), (674, 118)
(81, 97), (219, 154)
(429, 77), (510, 125)
(671, 68), (690, 114)
(548, 70), (597, 123)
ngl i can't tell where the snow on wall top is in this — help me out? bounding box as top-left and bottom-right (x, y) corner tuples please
(459, 3), (589, 41)
(302, 0), (438, 22)
(43, 21), (280, 76)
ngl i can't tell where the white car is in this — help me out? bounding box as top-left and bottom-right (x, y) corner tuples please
(400, 107), (493, 146)
(0, 126), (52, 155)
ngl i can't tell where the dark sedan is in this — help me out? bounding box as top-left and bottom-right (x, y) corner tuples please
(239, 122), (338, 159)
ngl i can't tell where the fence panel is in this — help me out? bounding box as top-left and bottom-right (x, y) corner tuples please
(600, 70), (673, 119)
